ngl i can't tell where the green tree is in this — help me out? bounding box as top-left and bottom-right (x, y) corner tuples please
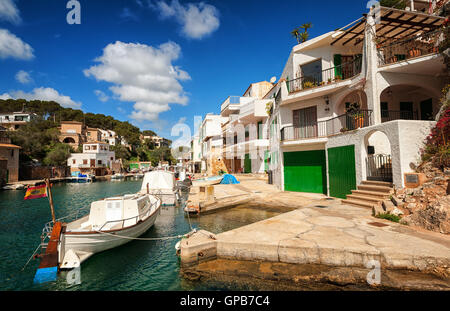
(142, 130), (157, 137)
(379, 0), (407, 9)
(111, 144), (131, 160)
(9, 119), (60, 162)
(43, 143), (73, 166)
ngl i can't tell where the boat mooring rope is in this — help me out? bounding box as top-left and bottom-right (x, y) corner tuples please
(21, 242), (44, 271)
(92, 229), (197, 241)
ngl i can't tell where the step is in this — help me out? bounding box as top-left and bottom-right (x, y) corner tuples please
(341, 199), (376, 209)
(346, 194), (383, 204)
(357, 184), (393, 193)
(361, 180), (393, 187)
(351, 190), (390, 200)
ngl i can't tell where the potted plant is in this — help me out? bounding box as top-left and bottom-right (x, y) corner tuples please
(303, 81), (315, 89)
(353, 112), (365, 128)
(340, 127), (348, 133)
(347, 102), (364, 129)
(265, 100), (274, 116)
(327, 78), (332, 84)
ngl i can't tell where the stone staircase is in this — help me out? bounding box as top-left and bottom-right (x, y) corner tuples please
(341, 180), (394, 209)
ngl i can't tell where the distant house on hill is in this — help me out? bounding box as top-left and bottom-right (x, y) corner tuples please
(59, 121), (102, 149)
(0, 112), (38, 131)
(140, 135), (171, 149)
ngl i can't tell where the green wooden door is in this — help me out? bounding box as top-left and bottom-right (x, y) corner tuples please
(283, 150), (327, 194)
(244, 154), (251, 173)
(328, 145), (356, 199)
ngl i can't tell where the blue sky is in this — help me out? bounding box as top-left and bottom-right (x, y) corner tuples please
(0, 0), (370, 139)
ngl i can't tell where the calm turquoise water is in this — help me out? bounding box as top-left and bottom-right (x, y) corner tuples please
(0, 180), (283, 291)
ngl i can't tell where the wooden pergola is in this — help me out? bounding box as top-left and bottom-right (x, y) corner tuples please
(330, 7), (445, 47)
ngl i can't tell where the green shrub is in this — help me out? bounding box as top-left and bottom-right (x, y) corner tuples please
(376, 213), (401, 223)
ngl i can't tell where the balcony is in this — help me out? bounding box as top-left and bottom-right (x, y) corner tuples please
(286, 56), (362, 94)
(381, 110), (419, 123)
(377, 29), (442, 67)
(221, 96), (242, 113)
(281, 110), (373, 142)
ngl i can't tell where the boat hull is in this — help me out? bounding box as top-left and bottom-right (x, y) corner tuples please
(191, 177), (223, 187)
(59, 205), (161, 266)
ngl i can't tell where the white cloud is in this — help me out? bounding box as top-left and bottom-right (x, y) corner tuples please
(84, 41), (190, 122)
(3, 87), (81, 108)
(177, 116), (187, 124)
(15, 70), (33, 84)
(153, 0), (220, 39)
(0, 29), (34, 60)
(94, 90), (109, 102)
(0, 0), (21, 25)
(0, 93), (12, 100)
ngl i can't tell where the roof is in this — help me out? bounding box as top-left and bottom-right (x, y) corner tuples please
(331, 7), (445, 46)
(0, 143), (21, 149)
(60, 121), (83, 124)
(83, 141), (109, 145)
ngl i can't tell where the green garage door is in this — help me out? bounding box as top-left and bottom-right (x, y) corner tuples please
(284, 150), (327, 194)
(328, 145), (356, 199)
(244, 154), (251, 173)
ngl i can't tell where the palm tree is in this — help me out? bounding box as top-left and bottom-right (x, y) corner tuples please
(300, 23), (313, 33)
(299, 32), (309, 43)
(291, 28), (300, 44)
(291, 23), (313, 44)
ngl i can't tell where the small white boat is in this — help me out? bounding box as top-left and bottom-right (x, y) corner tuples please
(191, 175), (223, 187)
(140, 171), (179, 206)
(134, 173), (144, 179)
(111, 173), (125, 180)
(57, 193), (161, 269)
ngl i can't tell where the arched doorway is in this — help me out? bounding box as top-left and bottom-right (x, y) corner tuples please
(63, 137), (76, 144)
(363, 130), (392, 182)
(379, 85), (439, 122)
(337, 90), (368, 115)
(335, 90), (370, 132)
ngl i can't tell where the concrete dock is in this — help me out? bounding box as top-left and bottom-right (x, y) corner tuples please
(181, 176), (450, 290)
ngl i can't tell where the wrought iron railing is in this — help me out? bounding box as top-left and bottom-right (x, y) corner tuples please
(366, 154), (392, 182)
(377, 29), (443, 66)
(381, 110), (419, 122)
(286, 55), (363, 94)
(281, 110), (373, 141)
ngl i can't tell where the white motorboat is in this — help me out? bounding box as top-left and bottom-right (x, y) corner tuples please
(191, 175), (223, 187)
(55, 193), (161, 269)
(140, 171), (179, 206)
(111, 173), (125, 180)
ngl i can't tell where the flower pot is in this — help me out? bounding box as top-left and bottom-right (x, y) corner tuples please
(354, 116), (364, 129)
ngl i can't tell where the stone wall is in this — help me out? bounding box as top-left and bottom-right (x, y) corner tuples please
(19, 166), (70, 181)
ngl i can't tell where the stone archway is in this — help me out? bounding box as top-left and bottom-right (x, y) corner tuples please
(337, 90), (368, 115)
(63, 137), (76, 144)
(362, 130), (393, 182)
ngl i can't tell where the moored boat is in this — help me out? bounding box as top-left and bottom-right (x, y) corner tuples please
(57, 193), (161, 269)
(111, 173), (125, 180)
(191, 175), (223, 187)
(140, 171), (179, 206)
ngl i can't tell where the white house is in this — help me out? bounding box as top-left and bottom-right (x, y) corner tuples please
(0, 112), (38, 131)
(199, 114), (228, 175)
(190, 131), (202, 173)
(266, 6), (446, 202)
(67, 141), (116, 176)
(99, 129), (119, 146)
(221, 81), (274, 174)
